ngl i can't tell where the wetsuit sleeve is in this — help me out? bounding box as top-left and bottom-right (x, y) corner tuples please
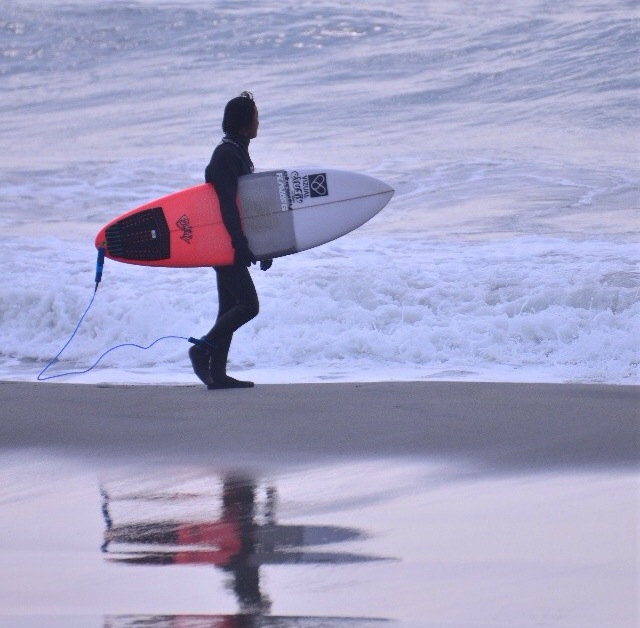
(205, 146), (247, 246)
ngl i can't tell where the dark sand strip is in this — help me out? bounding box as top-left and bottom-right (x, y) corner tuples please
(1, 381), (638, 472)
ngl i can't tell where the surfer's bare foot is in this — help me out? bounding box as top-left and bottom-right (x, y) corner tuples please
(208, 375), (254, 390)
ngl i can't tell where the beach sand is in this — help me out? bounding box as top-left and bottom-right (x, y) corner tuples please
(1, 381), (638, 627)
(2, 380), (638, 469)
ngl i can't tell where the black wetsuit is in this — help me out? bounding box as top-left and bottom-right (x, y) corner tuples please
(205, 133), (254, 247)
(203, 134), (259, 375)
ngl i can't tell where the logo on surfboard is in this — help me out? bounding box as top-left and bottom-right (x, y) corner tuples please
(308, 173), (328, 197)
(176, 214), (193, 244)
(276, 171), (291, 211)
(286, 171), (329, 206)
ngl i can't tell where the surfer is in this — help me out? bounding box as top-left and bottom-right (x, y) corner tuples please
(189, 91), (272, 389)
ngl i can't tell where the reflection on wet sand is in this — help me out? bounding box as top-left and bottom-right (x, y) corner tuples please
(104, 615), (389, 627)
(101, 472), (393, 626)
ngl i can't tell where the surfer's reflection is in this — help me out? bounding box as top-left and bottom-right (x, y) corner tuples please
(104, 615), (388, 628)
(101, 472), (388, 620)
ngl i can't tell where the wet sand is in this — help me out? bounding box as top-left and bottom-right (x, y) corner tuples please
(1, 380), (639, 627)
(2, 380), (638, 470)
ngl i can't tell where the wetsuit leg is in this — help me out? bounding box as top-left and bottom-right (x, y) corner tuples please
(205, 264), (259, 347)
(203, 265), (258, 388)
(211, 269), (236, 367)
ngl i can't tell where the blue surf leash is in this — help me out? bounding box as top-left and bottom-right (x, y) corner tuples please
(37, 248), (192, 381)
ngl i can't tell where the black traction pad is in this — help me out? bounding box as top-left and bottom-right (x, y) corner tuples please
(105, 207), (170, 261)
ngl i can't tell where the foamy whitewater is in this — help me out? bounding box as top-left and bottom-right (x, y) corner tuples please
(1, 0), (638, 384)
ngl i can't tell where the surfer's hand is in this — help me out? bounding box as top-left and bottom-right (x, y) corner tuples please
(233, 238), (257, 267)
(260, 259), (273, 271)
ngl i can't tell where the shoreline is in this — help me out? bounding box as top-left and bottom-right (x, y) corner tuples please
(7, 361), (640, 388)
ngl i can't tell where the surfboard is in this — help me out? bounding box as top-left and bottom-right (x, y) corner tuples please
(95, 168), (393, 267)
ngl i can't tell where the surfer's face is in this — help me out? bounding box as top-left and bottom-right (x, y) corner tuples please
(240, 109), (259, 139)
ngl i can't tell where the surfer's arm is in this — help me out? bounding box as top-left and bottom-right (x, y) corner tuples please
(207, 153), (246, 247)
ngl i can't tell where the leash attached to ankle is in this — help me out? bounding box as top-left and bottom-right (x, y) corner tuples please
(187, 336), (217, 352)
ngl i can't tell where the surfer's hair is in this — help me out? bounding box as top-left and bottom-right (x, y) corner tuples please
(222, 91), (257, 135)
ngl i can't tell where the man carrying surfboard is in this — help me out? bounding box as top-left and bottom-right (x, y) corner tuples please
(189, 92), (272, 389)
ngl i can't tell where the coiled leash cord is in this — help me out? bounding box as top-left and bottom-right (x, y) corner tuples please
(37, 248), (191, 381)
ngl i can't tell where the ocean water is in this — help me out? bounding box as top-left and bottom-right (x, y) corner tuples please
(1, 0), (638, 384)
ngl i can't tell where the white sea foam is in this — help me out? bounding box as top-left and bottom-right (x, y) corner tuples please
(1, 231), (637, 385)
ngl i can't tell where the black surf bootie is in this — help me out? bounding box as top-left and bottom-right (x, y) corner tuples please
(208, 375), (255, 390)
(208, 347), (254, 390)
(188, 337), (215, 387)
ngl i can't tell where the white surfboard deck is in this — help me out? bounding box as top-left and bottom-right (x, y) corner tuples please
(239, 168), (394, 259)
